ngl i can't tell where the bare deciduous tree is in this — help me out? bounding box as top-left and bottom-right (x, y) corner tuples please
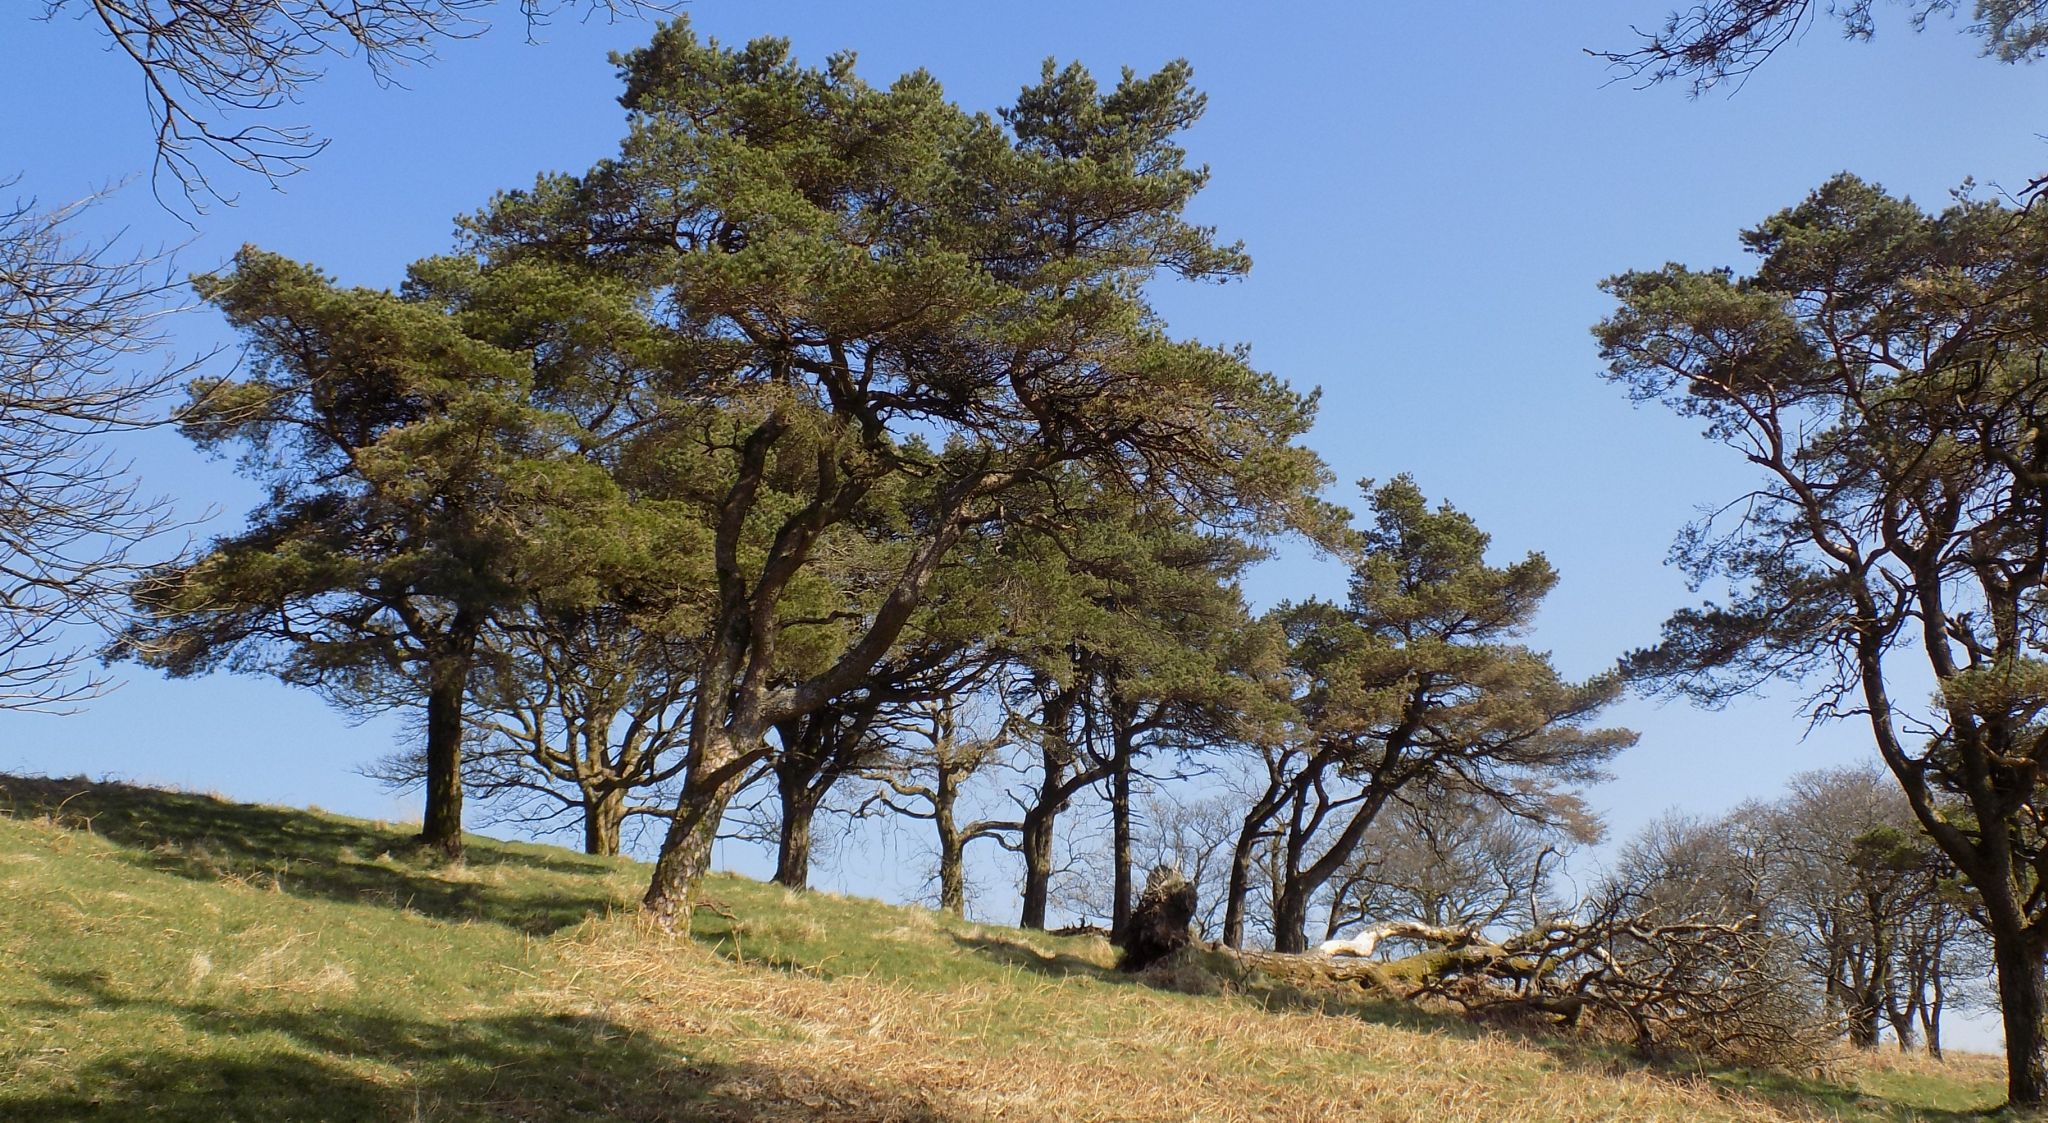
(366, 605), (698, 856)
(1322, 785), (1602, 947)
(0, 188), (197, 712)
(860, 697), (1013, 917)
(1134, 791), (1243, 940)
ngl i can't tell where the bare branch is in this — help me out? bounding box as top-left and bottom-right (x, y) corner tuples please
(0, 184), (203, 711)
(34, 0), (679, 207)
(1593, 1), (2048, 95)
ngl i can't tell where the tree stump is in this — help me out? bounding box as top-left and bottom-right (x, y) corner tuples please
(1118, 865), (1197, 972)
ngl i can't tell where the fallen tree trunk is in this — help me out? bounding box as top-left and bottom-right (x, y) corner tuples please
(1208, 907), (1834, 1068)
(1316, 920), (1470, 959)
(1232, 948), (1406, 997)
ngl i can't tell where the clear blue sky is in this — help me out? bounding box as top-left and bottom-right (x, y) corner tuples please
(3, 0), (2040, 944)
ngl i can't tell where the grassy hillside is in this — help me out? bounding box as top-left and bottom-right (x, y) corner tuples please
(0, 776), (2010, 1122)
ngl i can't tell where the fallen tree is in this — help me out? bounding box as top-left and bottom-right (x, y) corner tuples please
(1223, 903), (1835, 1068)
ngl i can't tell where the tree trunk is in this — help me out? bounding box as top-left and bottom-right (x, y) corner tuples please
(583, 786), (624, 857)
(1269, 771), (1400, 957)
(1271, 882), (1311, 954)
(1992, 928), (2048, 1108)
(1867, 937), (1895, 1050)
(1923, 957), (1945, 1059)
(770, 712), (841, 892)
(1271, 783), (1313, 954)
(1847, 1000), (1881, 1050)
(934, 766), (966, 917)
(1889, 992), (1916, 1054)
(643, 730), (757, 932)
(1223, 820), (1258, 949)
(1223, 760), (1296, 951)
(938, 836), (967, 916)
(1019, 803), (1054, 929)
(1109, 722), (1135, 942)
(1018, 678), (1078, 930)
(419, 649), (468, 860)
(643, 797), (720, 932)
(775, 781), (819, 891)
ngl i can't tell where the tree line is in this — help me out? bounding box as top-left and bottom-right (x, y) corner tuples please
(95, 24), (1629, 961)
(10, 0), (2048, 1107)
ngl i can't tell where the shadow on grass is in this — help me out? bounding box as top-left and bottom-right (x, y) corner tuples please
(5, 969), (967, 1123)
(0, 775), (615, 936)
(946, 931), (1120, 980)
(943, 930), (1485, 1041)
(1683, 1059), (2005, 1123)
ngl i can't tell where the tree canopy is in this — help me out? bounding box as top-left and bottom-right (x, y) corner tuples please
(451, 21), (1334, 926)
(1228, 477), (1634, 952)
(115, 248), (673, 856)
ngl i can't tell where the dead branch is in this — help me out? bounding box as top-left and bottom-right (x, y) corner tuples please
(1232, 906), (1833, 1068)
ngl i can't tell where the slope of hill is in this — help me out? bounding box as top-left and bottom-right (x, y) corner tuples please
(0, 776), (2007, 1121)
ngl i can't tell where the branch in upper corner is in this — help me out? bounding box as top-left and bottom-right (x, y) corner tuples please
(1590, 1), (2048, 96)
(34, 1), (681, 210)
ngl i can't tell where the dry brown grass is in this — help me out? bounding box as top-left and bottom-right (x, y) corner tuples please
(554, 918), (1871, 1123)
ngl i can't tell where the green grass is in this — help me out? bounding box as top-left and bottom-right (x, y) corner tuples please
(0, 775), (2013, 1122)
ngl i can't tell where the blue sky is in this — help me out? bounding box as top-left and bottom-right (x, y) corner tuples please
(3, 0), (2041, 966)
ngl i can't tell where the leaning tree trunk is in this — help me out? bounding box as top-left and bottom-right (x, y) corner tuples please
(1224, 768), (1301, 950)
(1992, 926), (2048, 1108)
(1222, 818), (1260, 949)
(1270, 772), (1397, 955)
(643, 726), (760, 933)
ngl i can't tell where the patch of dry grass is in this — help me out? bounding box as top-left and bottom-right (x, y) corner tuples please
(558, 918), (1904, 1123)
